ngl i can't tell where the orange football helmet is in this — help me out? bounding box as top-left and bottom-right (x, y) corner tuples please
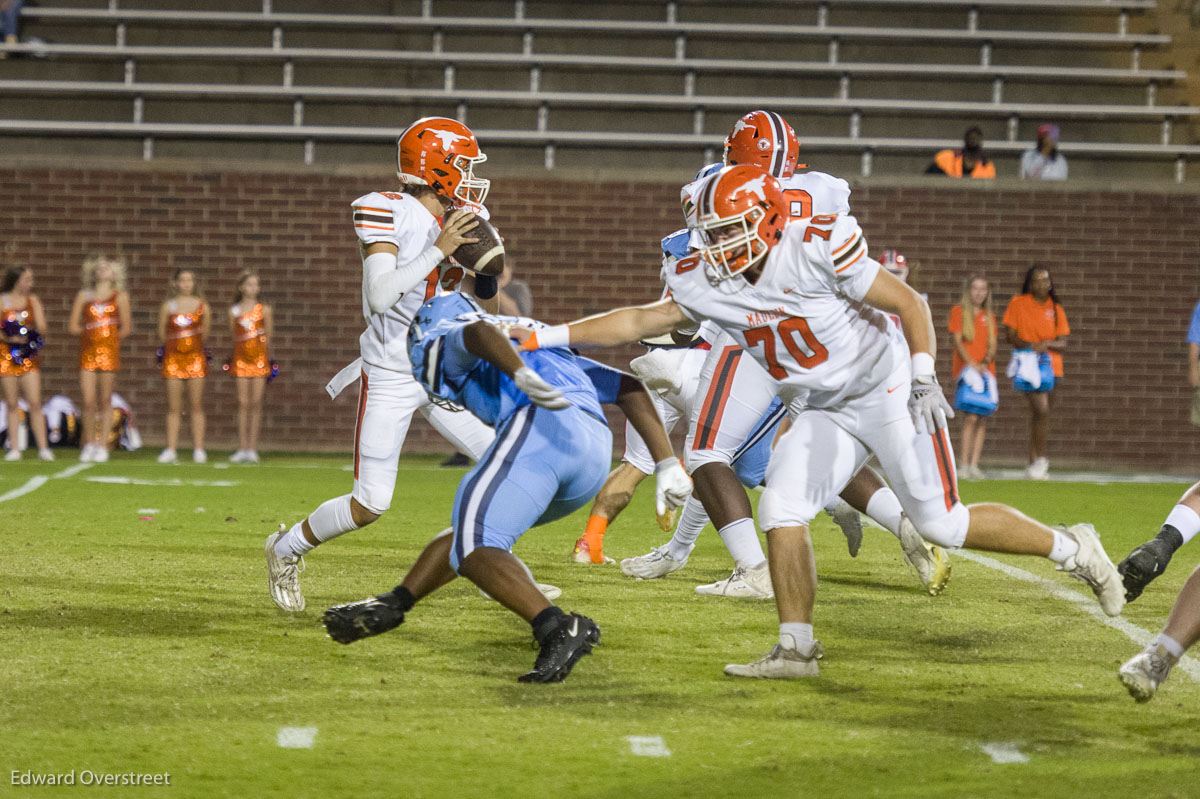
(692, 165), (787, 282)
(396, 117), (490, 207)
(723, 110), (801, 179)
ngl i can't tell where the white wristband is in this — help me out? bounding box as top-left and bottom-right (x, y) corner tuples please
(534, 324), (571, 350)
(911, 351), (936, 380)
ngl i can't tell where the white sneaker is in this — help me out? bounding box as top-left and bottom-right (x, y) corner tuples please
(620, 545), (688, 579)
(724, 641), (824, 679)
(38, 448), (55, 462)
(5, 448), (20, 461)
(79, 444), (95, 463)
(898, 514), (952, 596)
(156, 448), (178, 464)
(265, 525), (305, 611)
(92, 447), (109, 463)
(827, 500), (863, 557)
(229, 450), (247, 464)
(963, 464), (985, 481)
(1058, 523), (1124, 616)
(193, 449), (207, 464)
(245, 450), (260, 464)
(695, 562), (774, 598)
(1025, 457), (1049, 480)
(1118, 643), (1177, 702)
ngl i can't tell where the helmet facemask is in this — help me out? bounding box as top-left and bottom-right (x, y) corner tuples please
(698, 207), (770, 283)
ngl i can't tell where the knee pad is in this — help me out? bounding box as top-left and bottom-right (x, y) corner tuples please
(909, 503), (970, 549)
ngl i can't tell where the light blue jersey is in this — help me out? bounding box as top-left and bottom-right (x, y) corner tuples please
(407, 295), (622, 571)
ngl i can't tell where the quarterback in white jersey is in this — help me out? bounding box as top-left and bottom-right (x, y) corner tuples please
(519, 164), (1125, 679)
(263, 117), (505, 613)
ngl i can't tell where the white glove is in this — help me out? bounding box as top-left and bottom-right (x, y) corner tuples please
(654, 458), (693, 518)
(908, 376), (954, 435)
(630, 349), (683, 395)
(513, 366), (570, 410)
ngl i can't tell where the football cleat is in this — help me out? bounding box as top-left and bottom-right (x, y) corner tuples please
(1057, 523), (1124, 617)
(322, 592), (407, 644)
(695, 562), (773, 598)
(898, 515), (951, 596)
(572, 535), (614, 565)
(1118, 643), (1177, 702)
(1117, 539), (1174, 602)
(827, 500), (863, 558)
(264, 525), (305, 612)
(620, 545), (688, 579)
(519, 612), (601, 683)
(724, 641), (824, 679)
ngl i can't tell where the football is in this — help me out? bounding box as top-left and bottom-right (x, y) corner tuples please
(445, 210), (505, 276)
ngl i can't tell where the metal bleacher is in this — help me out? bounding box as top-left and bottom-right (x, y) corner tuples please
(1, 0), (1196, 181)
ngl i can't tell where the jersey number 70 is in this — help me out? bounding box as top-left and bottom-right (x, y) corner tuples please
(744, 317), (829, 378)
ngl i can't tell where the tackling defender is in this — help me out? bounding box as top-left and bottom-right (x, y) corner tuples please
(322, 294), (691, 683)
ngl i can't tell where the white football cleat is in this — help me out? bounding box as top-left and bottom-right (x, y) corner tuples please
(620, 545), (688, 579)
(156, 447), (178, 464)
(827, 500), (863, 557)
(695, 562), (773, 598)
(1118, 643), (1177, 702)
(265, 525), (306, 612)
(724, 641), (824, 679)
(1058, 523), (1124, 617)
(898, 514), (952, 596)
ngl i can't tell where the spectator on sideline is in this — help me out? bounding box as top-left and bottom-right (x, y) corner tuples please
(1, 265), (52, 461)
(1003, 265), (1069, 480)
(1020, 124), (1068, 181)
(925, 126), (996, 179)
(156, 268), (210, 464)
(949, 275), (997, 480)
(68, 254), (132, 463)
(0, 0), (23, 55)
(227, 271), (274, 465)
(497, 263), (533, 318)
(1189, 297), (1200, 426)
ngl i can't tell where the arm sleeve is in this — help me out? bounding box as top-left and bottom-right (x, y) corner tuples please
(362, 246), (443, 315)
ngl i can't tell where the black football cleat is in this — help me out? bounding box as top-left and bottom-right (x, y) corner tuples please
(322, 593), (407, 644)
(518, 612), (601, 683)
(1117, 540), (1173, 603)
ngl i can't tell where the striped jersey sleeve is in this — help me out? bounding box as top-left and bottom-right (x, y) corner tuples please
(351, 192), (400, 245)
(822, 214), (878, 302)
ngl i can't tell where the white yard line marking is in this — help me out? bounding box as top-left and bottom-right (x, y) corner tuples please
(980, 742), (1029, 764)
(138, 508), (160, 514)
(955, 551), (1200, 682)
(51, 462), (94, 480)
(86, 476), (238, 487)
(0, 463), (93, 504)
(276, 727), (317, 749)
(625, 736), (671, 757)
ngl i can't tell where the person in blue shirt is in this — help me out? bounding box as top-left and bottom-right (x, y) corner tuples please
(322, 293), (692, 683)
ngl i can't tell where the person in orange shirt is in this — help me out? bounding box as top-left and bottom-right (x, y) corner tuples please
(1003, 265), (1069, 480)
(68, 255), (132, 463)
(156, 268), (210, 464)
(227, 271), (274, 464)
(926, 126), (996, 179)
(949, 275), (997, 481)
(1, 265), (52, 461)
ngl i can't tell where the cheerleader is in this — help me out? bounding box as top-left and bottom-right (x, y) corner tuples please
(67, 255), (132, 463)
(1, 265), (52, 461)
(156, 268), (209, 464)
(227, 271), (273, 464)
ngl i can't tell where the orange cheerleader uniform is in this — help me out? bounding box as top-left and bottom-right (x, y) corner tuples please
(80, 292), (121, 372)
(163, 301), (207, 379)
(230, 302), (270, 377)
(0, 297), (39, 377)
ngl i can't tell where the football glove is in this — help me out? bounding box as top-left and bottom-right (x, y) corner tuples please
(514, 366), (570, 410)
(908, 376), (954, 435)
(630, 349), (683, 395)
(654, 458), (693, 519)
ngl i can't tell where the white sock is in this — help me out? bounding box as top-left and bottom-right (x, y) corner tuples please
(276, 522), (315, 558)
(717, 518), (766, 569)
(667, 497), (709, 561)
(1153, 633), (1185, 659)
(1047, 529), (1080, 564)
(779, 622), (814, 651)
(1164, 504), (1200, 545)
(277, 494), (362, 558)
(866, 487), (904, 538)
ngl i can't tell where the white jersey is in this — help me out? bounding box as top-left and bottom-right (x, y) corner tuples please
(350, 190), (485, 372)
(664, 214), (907, 409)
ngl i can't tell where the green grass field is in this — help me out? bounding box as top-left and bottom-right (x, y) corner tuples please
(1, 453), (1197, 798)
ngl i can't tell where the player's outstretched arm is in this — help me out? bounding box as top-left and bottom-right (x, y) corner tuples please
(518, 298), (690, 351)
(613, 374), (692, 516)
(460, 320), (568, 410)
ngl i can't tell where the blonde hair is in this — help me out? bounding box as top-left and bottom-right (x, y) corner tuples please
(82, 254), (127, 293)
(959, 274), (995, 344)
(233, 270), (260, 305)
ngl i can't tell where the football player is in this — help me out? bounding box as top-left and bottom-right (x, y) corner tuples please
(321, 293), (691, 683)
(518, 165), (1125, 678)
(265, 117), (511, 612)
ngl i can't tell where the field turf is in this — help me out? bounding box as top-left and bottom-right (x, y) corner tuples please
(1, 453), (1197, 798)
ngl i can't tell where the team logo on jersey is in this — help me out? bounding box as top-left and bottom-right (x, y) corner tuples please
(425, 129), (469, 149)
(735, 175), (769, 202)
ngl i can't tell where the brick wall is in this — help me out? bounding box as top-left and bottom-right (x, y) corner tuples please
(1, 166), (1197, 471)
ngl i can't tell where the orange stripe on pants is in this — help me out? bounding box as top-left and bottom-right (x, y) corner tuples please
(693, 347), (741, 451)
